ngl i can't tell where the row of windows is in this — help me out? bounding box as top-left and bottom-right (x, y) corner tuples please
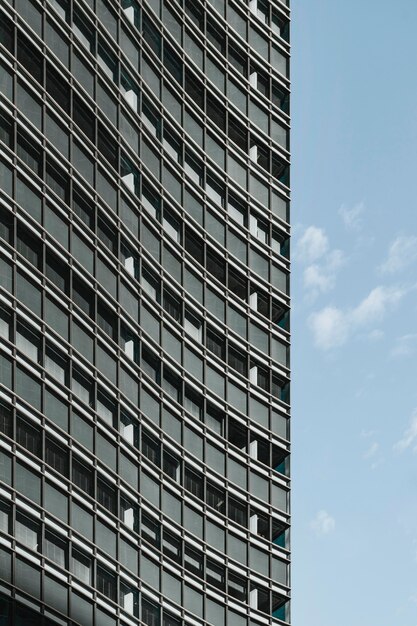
(0, 236), (288, 422)
(1, 497), (288, 620)
(1, 315), (289, 471)
(0, 266), (289, 441)
(0, 389), (288, 521)
(0, 107), (289, 309)
(0, 443), (287, 573)
(0, 266), (289, 416)
(0, 590), (207, 626)
(0, 426), (288, 567)
(1, 494), (288, 589)
(0, 50), (288, 243)
(0, 207), (288, 384)
(1, 207), (289, 365)
(1, 2), (290, 193)
(0, 334), (290, 499)
(62, 0), (290, 51)
(139, 4), (290, 120)
(0, 160), (289, 319)
(0, 106), (289, 329)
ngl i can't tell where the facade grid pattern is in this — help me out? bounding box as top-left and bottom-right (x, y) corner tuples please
(0, 0), (291, 624)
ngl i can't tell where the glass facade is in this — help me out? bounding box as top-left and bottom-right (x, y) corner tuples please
(0, 0), (290, 624)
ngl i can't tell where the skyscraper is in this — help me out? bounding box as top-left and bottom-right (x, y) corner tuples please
(0, 0), (290, 624)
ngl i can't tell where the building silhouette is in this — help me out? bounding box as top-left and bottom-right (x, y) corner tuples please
(0, 0), (291, 624)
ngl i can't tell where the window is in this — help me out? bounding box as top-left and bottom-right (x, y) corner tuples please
(96, 392), (116, 426)
(184, 390), (201, 420)
(163, 612), (181, 626)
(228, 497), (247, 527)
(206, 330), (225, 360)
(184, 311), (202, 342)
(46, 161), (69, 202)
(45, 438), (68, 476)
(121, 497), (138, 531)
(141, 514), (160, 547)
(120, 412), (138, 447)
(16, 324), (40, 362)
(206, 482), (225, 513)
(72, 459), (93, 495)
(97, 477), (116, 514)
(206, 559), (225, 590)
(184, 547), (203, 577)
(15, 514), (39, 550)
(141, 348), (159, 382)
(228, 347), (247, 376)
(228, 268), (247, 299)
(163, 291), (181, 322)
(185, 468), (203, 499)
(44, 531), (67, 568)
(46, 64), (70, 112)
(142, 433), (160, 466)
(17, 33), (43, 83)
(121, 583), (138, 616)
(72, 370), (93, 406)
(73, 189), (94, 228)
(16, 417), (41, 457)
(97, 216), (117, 253)
(0, 500), (10, 533)
(205, 404), (223, 435)
(71, 550), (91, 584)
(45, 347), (67, 384)
(0, 403), (12, 438)
(17, 227), (41, 268)
(97, 566), (116, 601)
(162, 531), (181, 563)
(97, 304), (116, 339)
(142, 598), (160, 626)
(162, 209), (181, 243)
(163, 452), (180, 482)
(164, 43), (182, 82)
(162, 371), (180, 402)
(185, 229), (204, 265)
(228, 574), (247, 601)
(0, 113), (13, 148)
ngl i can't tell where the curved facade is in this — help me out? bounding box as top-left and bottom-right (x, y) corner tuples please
(0, 0), (291, 625)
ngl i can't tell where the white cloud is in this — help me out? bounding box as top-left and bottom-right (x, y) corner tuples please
(296, 226), (346, 300)
(309, 306), (349, 350)
(339, 201), (365, 231)
(295, 226), (328, 263)
(363, 442), (379, 459)
(309, 285), (407, 350)
(351, 285), (406, 326)
(394, 409), (417, 453)
(310, 510), (335, 536)
(360, 429), (377, 439)
(391, 333), (417, 358)
(380, 235), (417, 274)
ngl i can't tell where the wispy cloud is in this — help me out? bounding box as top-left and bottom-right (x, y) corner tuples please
(363, 442), (379, 459)
(394, 408), (417, 453)
(308, 306), (349, 350)
(339, 201), (365, 231)
(391, 333), (417, 358)
(295, 226), (328, 263)
(296, 226), (345, 299)
(310, 510), (335, 536)
(309, 285), (407, 350)
(361, 429), (377, 439)
(379, 235), (417, 274)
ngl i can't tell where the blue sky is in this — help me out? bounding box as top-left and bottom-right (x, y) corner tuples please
(291, 1), (417, 625)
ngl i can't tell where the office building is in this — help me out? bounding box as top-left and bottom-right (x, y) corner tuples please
(0, 0), (291, 624)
